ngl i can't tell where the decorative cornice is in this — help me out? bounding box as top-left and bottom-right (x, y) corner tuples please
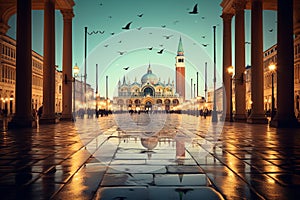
(61, 9), (74, 20)
(233, 0), (247, 11)
(221, 13), (234, 22)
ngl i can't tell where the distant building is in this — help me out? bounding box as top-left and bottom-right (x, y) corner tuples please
(236, 36), (300, 117)
(113, 38), (186, 112)
(0, 34), (94, 116)
(113, 64), (182, 112)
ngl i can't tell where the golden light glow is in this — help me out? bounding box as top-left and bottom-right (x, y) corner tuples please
(73, 64), (80, 76)
(227, 66), (234, 75)
(268, 64), (276, 72)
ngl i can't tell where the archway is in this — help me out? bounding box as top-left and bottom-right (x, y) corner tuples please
(145, 101), (152, 111)
(143, 87), (154, 97)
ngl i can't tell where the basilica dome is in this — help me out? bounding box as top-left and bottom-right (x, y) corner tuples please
(141, 65), (158, 85)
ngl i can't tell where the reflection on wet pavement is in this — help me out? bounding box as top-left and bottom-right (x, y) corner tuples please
(1, 113), (300, 199)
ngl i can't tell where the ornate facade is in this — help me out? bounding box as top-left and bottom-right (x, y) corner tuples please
(113, 65), (182, 112)
(0, 35), (63, 115)
(113, 38), (185, 112)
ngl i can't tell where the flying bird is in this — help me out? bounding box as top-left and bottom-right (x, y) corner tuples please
(161, 25), (166, 28)
(104, 44), (109, 47)
(137, 27), (142, 30)
(201, 35), (206, 38)
(159, 44), (164, 47)
(137, 13), (143, 17)
(118, 40), (122, 43)
(123, 67), (129, 70)
(201, 16), (205, 19)
(202, 44), (209, 47)
(118, 51), (126, 55)
(269, 29), (273, 32)
(245, 41), (251, 44)
(157, 49), (164, 54)
(163, 35), (173, 39)
(110, 32), (115, 35)
(148, 47), (153, 50)
(122, 21), (132, 30)
(189, 4), (198, 14)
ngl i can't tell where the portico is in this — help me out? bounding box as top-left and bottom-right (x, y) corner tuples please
(0, 0), (75, 127)
(221, 0), (300, 127)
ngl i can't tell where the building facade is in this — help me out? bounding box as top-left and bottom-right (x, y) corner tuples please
(113, 38), (186, 112)
(0, 35), (63, 115)
(113, 65), (182, 112)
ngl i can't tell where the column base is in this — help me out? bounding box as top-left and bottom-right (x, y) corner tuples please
(39, 117), (59, 124)
(60, 114), (74, 121)
(247, 114), (268, 124)
(270, 116), (300, 128)
(8, 116), (34, 129)
(211, 111), (218, 122)
(234, 114), (247, 122)
(223, 114), (234, 122)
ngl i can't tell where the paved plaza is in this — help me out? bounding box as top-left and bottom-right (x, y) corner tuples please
(1, 113), (300, 200)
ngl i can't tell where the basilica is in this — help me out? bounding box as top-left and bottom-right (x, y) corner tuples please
(112, 38), (186, 112)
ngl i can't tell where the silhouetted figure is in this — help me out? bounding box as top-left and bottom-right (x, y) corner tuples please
(37, 106), (43, 119)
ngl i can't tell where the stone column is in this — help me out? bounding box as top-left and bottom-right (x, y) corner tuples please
(9, 0), (32, 128)
(40, 0), (56, 124)
(61, 9), (74, 121)
(247, 0), (268, 124)
(270, 0), (299, 127)
(294, 0), (300, 38)
(221, 13), (233, 122)
(233, 1), (247, 122)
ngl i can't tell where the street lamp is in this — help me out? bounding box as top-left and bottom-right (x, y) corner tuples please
(227, 66), (234, 122)
(268, 63), (276, 120)
(73, 64), (80, 121)
(211, 25), (218, 122)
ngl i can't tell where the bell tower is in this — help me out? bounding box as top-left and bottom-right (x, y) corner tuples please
(175, 37), (185, 100)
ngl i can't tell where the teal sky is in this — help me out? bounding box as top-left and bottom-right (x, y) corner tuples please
(6, 0), (277, 99)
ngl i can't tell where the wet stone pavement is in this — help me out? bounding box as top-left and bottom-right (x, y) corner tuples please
(1, 113), (300, 200)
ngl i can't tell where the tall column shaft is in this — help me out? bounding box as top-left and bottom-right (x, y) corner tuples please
(233, 1), (247, 122)
(247, 0), (268, 124)
(10, 0), (32, 128)
(271, 0), (299, 127)
(41, 0), (56, 124)
(221, 13), (233, 121)
(61, 10), (74, 120)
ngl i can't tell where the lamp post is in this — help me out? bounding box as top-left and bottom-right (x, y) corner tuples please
(212, 25), (218, 122)
(73, 64), (80, 121)
(268, 64), (276, 120)
(227, 66), (234, 122)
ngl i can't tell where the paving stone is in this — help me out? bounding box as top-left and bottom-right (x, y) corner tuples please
(1, 115), (300, 199)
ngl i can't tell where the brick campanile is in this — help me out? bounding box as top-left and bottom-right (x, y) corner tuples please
(175, 37), (185, 100)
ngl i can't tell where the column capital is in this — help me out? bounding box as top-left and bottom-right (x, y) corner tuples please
(233, 0), (246, 12)
(61, 9), (74, 20)
(0, 22), (10, 35)
(221, 13), (234, 22)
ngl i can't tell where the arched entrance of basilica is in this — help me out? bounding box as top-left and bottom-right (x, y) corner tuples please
(145, 101), (152, 111)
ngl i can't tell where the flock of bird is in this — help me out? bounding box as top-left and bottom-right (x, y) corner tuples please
(91, 3), (209, 71)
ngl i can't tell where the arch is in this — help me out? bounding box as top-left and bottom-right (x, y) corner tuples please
(143, 86), (154, 96)
(156, 99), (162, 104)
(117, 99), (124, 105)
(145, 101), (152, 110)
(164, 99), (171, 105)
(172, 99), (179, 106)
(134, 99), (141, 106)
(126, 99), (132, 106)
